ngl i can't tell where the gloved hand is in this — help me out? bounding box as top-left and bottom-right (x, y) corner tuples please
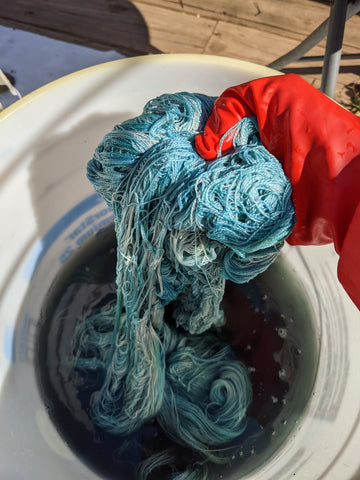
(195, 73), (360, 310)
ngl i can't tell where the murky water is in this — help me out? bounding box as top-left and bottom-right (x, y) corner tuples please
(36, 227), (319, 480)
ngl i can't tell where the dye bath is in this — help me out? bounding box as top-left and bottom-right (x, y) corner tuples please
(36, 226), (319, 480)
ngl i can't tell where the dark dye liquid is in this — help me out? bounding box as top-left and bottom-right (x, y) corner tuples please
(36, 227), (318, 480)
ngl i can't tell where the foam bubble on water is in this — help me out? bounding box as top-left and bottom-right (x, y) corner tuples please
(277, 328), (287, 339)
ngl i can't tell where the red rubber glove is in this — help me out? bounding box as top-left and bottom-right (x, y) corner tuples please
(195, 74), (360, 310)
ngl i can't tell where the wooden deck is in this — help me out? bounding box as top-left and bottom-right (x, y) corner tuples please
(0, 0), (359, 103)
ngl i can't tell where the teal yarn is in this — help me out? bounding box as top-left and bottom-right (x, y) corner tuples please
(72, 92), (295, 478)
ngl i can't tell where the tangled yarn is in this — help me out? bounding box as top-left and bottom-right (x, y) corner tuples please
(73, 92), (295, 478)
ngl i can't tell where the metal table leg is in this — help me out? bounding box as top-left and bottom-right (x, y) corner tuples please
(268, 1), (360, 99)
(320, 0), (348, 98)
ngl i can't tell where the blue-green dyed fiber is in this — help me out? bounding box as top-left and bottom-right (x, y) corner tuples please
(72, 92), (295, 478)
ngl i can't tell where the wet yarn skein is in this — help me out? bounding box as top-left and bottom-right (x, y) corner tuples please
(73, 92), (295, 478)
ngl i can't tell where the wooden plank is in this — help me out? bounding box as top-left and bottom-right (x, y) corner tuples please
(204, 20), (326, 66)
(0, 0), (216, 55)
(133, 2), (216, 53)
(1, 0), (359, 55)
(0, 0), (161, 55)
(137, 0), (360, 50)
(343, 13), (360, 51)
(136, 0), (330, 41)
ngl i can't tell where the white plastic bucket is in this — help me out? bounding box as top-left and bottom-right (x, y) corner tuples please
(0, 55), (359, 480)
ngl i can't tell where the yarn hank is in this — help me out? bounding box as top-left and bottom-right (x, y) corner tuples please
(72, 91), (295, 479)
